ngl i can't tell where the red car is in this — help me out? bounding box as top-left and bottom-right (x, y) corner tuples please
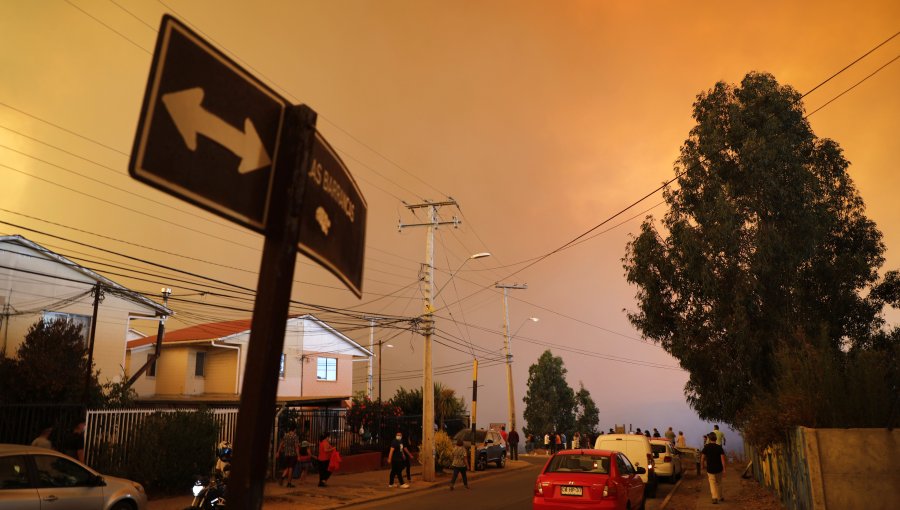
(533, 449), (646, 510)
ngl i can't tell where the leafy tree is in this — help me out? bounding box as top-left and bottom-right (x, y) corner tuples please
(14, 318), (102, 404)
(390, 383), (466, 426)
(574, 382), (600, 435)
(523, 350), (576, 437)
(623, 72), (893, 427)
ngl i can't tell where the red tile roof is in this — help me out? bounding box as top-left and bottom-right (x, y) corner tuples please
(127, 318), (252, 349)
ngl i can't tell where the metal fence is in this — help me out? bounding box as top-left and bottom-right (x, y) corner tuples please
(84, 408), (239, 468)
(0, 404), (84, 447)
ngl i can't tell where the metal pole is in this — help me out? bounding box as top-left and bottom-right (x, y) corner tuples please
(495, 283), (526, 433)
(368, 317), (375, 399)
(422, 204), (436, 482)
(378, 339), (383, 401)
(470, 359), (478, 468)
(84, 282), (104, 402)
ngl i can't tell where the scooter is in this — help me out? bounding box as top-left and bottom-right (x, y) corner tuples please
(185, 441), (231, 509)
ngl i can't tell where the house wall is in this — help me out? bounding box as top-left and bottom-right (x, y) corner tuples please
(126, 346), (157, 396)
(302, 353), (353, 397)
(184, 349), (205, 395)
(204, 348), (237, 394)
(0, 241), (160, 384)
(155, 347), (189, 395)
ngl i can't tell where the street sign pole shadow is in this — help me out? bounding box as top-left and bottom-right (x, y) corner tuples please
(226, 104), (317, 509)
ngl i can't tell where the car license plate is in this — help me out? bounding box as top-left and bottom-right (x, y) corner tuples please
(560, 486), (583, 496)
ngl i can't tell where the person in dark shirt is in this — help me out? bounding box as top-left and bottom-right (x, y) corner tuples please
(62, 421), (86, 463)
(701, 432), (727, 504)
(507, 428), (520, 460)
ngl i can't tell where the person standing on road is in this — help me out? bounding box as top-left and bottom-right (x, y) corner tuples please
(62, 421), (86, 463)
(387, 432), (410, 488)
(701, 432), (727, 504)
(676, 431), (686, 448)
(507, 427), (519, 460)
(449, 438), (470, 490)
(713, 424), (726, 447)
(571, 431), (580, 449)
(317, 432), (335, 487)
(31, 426), (53, 450)
(543, 432), (550, 454)
(277, 424), (301, 487)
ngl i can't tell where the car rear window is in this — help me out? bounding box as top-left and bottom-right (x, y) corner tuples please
(651, 444), (668, 456)
(453, 430), (487, 443)
(546, 454), (610, 474)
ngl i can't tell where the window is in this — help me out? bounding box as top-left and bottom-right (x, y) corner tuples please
(33, 455), (94, 487)
(547, 454), (610, 474)
(195, 352), (206, 377)
(279, 353), (285, 379)
(316, 357), (336, 381)
(0, 455), (30, 489)
(42, 312), (92, 343)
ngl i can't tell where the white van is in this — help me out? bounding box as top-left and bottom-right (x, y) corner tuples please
(594, 433), (659, 497)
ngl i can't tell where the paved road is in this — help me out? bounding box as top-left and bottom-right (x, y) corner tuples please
(348, 455), (675, 510)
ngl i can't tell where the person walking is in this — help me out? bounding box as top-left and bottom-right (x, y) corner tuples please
(387, 431), (410, 488)
(295, 440), (313, 484)
(713, 424), (726, 447)
(448, 438), (470, 490)
(553, 432), (561, 453)
(676, 430), (686, 448)
(317, 432), (335, 487)
(507, 428), (519, 460)
(701, 432), (727, 504)
(401, 432), (413, 481)
(277, 424), (301, 487)
(543, 432), (550, 454)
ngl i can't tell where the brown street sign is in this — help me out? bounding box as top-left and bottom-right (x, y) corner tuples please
(298, 132), (367, 297)
(129, 15), (288, 233)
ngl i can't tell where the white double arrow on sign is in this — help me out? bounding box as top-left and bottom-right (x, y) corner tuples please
(162, 87), (271, 174)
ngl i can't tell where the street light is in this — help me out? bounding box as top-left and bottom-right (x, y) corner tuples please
(433, 252), (491, 299)
(512, 317), (539, 339)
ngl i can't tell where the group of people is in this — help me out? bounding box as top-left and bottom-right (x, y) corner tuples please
(30, 421), (87, 463)
(276, 427), (339, 488)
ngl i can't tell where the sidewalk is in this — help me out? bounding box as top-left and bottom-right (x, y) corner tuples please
(148, 459), (531, 510)
(660, 461), (784, 510)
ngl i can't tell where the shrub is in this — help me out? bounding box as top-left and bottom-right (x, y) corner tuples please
(125, 410), (218, 494)
(434, 430), (453, 469)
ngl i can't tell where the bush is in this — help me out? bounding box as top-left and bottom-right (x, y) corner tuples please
(125, 410), (218, 494)
(434, 430), (453, 469)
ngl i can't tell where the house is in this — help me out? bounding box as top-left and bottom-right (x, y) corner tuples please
(125, 315), (373, 405)
(0, 235), (171, 383)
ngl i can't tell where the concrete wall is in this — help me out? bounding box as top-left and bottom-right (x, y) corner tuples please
(752, 427), (900, 510)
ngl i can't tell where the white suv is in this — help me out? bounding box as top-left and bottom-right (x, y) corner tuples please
(594, 433), (658, 497)
(650, 439), (683, 482)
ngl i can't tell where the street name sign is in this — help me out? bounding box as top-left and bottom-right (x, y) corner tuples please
(299, 133), (367, 297)
(129, 14), (288, 233)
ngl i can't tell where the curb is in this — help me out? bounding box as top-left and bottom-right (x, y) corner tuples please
(323, 461), (531, 510)
(658, 475), (686, 510)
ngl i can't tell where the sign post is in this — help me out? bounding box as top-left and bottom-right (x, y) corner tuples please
(129, 15), (367, 510)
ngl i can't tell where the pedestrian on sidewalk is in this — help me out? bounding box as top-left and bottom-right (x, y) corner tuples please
(30, 426), (54, 450)
(701, 432), (727, 504)
(295, 441), (313, 484)
(401, 432), (413, 481)
(507, 427), (519, 460)
(277, 424), (301, 487)
(543, 432), (550, 454)
(387, 431), (410, 488)
(449, 438), (470, 490)
(317, 432), (335, 488)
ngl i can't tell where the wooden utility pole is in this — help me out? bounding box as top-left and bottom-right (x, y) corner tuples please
(398, 200), (458, 482)
(495, 282), (527, 434)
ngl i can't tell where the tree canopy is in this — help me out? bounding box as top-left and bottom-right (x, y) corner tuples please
(623, 72), (897, 432)
(574, 382), (600, 435)
(523, 350), (576, 436)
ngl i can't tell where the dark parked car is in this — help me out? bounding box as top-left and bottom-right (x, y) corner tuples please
(452, 429), (507, 471)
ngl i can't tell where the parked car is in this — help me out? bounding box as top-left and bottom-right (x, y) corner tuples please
(594, 433), (658, 498)
(649, 439), (683, 482)
(533, 449), (645, 510)
(0, 443), (147, 510)
(452, 429), (506, 470)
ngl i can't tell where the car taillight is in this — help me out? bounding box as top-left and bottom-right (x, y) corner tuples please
(602, 481), (617, 498)
(535, 479), (548, 496)
(664, 455), (672, 463)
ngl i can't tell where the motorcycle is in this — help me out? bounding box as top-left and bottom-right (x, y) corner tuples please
(185, 441), (231, 509)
